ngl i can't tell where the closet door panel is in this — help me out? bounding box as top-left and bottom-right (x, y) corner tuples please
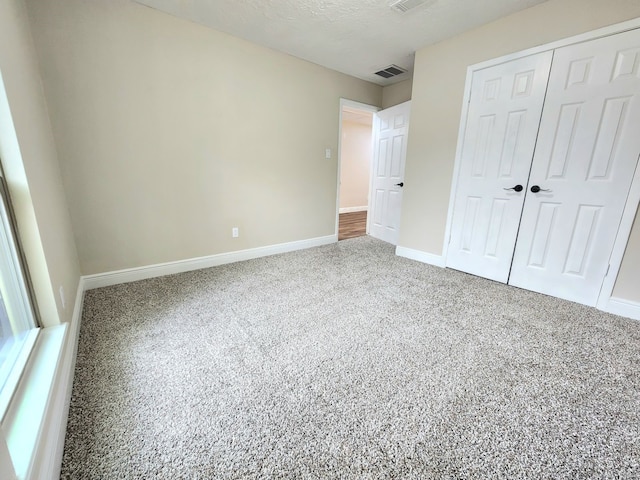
(446, 52), (553, 282)
(509, 28), (640, 306)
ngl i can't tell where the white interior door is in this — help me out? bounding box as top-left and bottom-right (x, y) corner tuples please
(446, 52), (553, 282)
(370, 101), (410, 245)
(509, 29), (640, 306)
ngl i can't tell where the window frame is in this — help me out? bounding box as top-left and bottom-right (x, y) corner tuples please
(0, 171), (41, 420)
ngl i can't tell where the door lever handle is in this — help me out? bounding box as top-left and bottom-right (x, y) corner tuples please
(530, 185), (551, 193)
(503, 184), (523, 192)
(395, 182), (404, 187)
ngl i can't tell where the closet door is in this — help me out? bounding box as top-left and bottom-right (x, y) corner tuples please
(446, 52), (553, 282)
(509, 28), (640, 306)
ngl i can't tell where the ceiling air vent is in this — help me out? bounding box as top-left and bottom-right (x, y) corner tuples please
(374, 64), (407, 79)
(390, 0), (432, 14)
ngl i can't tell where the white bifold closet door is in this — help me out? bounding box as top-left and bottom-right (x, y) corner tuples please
(447, 28), (640, 307)
(446, 52), (553, 282)
(509, 28), (640, 305)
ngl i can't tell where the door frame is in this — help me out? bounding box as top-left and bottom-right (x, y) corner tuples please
(443, 16), (640, 314)
(335, 99), (380, 238)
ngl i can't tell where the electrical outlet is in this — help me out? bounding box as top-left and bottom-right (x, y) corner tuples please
(59, 285), (66, 310)
(232, 227), (239, 238)
(325, 148), (332, 159)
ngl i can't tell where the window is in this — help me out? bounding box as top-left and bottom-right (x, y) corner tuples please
(0, 173), (39, 419)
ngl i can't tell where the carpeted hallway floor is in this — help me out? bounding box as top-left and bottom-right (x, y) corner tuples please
(61, 236), (640, 479)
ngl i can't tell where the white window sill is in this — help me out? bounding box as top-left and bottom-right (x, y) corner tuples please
(1, 324), (67, 480)
(0, 328), (40, 421)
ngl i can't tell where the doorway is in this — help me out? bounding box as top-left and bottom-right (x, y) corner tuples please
(336, 99), (412, 244)
(337, 100), (378, 241)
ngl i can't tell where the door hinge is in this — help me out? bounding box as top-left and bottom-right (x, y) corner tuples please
(606, 264), (610, 276)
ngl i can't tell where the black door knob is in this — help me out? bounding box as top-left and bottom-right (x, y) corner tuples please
(530, 185), (551, 193)
(395, 182), (404, 187)
(503, 184), (523, 192)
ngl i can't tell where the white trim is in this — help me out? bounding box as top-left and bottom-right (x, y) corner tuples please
(443, 18), (640, 312)
(367, 113), (380, 236)
(441, 63), (475, 264)
(3, 324), (66, 480)
(0, 329), (39, 420)
(336, 99), (380, 238)
(597, 156), (640, 311)
(395, 246), (445, 268)
(83, 235), (337, 290)
(30, 281), (84, 480)
(602, 297), (640, 321)
(338, 99), (380, 113)
(339, 206), (368, 213)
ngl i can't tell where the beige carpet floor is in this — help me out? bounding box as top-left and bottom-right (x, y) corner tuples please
(61, 236), (640, 479)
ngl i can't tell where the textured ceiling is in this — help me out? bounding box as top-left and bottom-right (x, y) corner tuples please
(133, 0), (548, 85)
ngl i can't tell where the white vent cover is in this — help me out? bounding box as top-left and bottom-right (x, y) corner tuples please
(390, 0), (435, 14)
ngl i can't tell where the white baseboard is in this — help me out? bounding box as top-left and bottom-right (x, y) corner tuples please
(30, 280), (85, 480)
(339, 206), (368, 213)
(83, 234), (338, 290)
(602, 297), (640, 321)
(395, 246), (446, 268)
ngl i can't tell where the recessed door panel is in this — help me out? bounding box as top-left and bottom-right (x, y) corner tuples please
(512, 70), (535, 98)
(563, 205), (601, 276)
(526, 202), (560, 268)
(498, 110), (526, 177)
(471, 115), (496, 177)
(390, 135), (404, 177)
(460, 196), (481, 252)
(612, 48), (640, 80)
(387, 190), (402, 232)
(372, 189), (385, 226)
(446, 51), (554, 282)
(483, 78), (501, 101)
(509, 28), (640, 306)
(393, 113), (406, 129)
(565, 58), (593, 88)
(484, 199), (508, 257)
(377, 138), (389, 177)
(587, 96), (631, 180)
(546, 103), (582, 179)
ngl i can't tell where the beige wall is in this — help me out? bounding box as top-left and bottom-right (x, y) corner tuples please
(26, 0), (382, 275)
(399, 0), (640, 303)
(382, 79), (413, 109)
(0, 0), (80, 326)
(339, 120), (372, 210)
